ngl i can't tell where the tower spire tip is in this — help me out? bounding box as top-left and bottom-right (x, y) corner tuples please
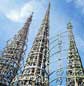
(67, 21), (73, 29)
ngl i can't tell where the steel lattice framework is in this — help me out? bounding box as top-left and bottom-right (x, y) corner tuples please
(49, 31), (68, 86)
(0, 14), (33, 86)
(11, 3), (50, 86)
(66, 22), (84, 86)
(55, 34), (64, 86)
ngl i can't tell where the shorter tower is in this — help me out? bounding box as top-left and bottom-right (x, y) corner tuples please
(66, 22), (84, 86)
(0, 14), (33, 86)
(12, 3), (50, 86)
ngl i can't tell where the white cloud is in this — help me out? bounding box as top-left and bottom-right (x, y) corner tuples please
(66, 0), (84, 14)
(5, 1), (33, 22)
(1, 0), (46, 22)
(6, 10), (20, 22)
(21, 3), (33, 18)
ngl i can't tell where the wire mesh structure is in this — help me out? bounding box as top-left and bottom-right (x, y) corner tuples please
(0, 13), (33, 86)
(55, 34), (64, 86)
(49, 31), (68, 86)
(11, 3), (50, 86)
(66, 22), (84, 86)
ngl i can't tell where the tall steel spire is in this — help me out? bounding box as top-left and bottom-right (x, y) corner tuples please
(66, 22), (84, 86)
(12, 3), (50, 86)
(0, 13), (33, 86)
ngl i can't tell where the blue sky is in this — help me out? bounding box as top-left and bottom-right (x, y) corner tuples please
(0, 0), (84, 85)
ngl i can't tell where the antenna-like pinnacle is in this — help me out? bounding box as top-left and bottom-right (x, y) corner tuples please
(24, 12), (33, 27)
(67, 21), (73, 29)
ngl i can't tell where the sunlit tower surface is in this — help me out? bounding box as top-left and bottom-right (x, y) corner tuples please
(11, 3), (50, 86)
(66, 22), (84, 86)
(0, 13), (33, 86)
